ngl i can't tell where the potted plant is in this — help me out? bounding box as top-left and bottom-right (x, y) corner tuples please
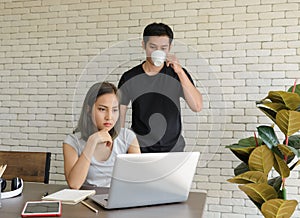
(226, 82), (300, 217)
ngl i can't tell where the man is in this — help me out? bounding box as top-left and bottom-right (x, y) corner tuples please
(118, 22), (202, 152)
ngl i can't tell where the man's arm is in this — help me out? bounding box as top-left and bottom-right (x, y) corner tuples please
(119, 104), (128, 127)
(177, 69), (203, 112)
(166, 54), (203, 112)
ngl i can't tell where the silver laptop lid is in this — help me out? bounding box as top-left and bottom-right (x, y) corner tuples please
(106, 152), (200, 209)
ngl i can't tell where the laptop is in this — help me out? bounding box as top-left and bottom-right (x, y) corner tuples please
(89, 152), (200, 209)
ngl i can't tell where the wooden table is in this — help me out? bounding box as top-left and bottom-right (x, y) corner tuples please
(1, 182), (206, 218)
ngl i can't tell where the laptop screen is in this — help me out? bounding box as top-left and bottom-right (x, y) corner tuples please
(104, 152), (200, 209)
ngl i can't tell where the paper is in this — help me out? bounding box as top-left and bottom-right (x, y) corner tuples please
(42, 189), (96, 205)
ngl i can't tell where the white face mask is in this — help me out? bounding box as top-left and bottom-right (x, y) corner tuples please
(151, 50), (166, 67)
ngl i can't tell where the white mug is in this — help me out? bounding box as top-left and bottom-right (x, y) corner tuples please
(151, 50), (166, 67)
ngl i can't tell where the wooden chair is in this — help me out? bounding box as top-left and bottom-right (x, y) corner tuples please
(0, 151), (51, 184)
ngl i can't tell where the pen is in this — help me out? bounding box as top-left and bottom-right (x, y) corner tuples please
(81, 200), (98, 213)
(0, 164), (7, 177)
(42, 192), (48, 198)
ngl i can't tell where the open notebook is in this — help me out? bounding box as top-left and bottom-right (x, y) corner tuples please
(42, 189), (96, 205)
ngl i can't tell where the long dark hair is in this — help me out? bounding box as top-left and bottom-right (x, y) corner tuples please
(74, 82), (120, 141)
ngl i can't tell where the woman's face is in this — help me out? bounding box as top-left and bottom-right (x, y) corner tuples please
(91, 93), (119, 131)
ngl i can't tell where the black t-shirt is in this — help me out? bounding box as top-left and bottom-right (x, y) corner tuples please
(118, 62), (194, 152)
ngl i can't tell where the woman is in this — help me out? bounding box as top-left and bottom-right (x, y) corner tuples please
(63, 82), (140, 189)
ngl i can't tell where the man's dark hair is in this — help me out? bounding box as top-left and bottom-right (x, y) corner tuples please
(143, 22), (173, 45)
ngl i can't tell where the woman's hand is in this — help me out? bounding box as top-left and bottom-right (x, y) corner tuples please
(88, 129), (113, 162)
(88, 129), (113, 148)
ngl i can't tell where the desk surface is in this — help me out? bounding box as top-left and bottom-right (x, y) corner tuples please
(1, 182), (206, 218)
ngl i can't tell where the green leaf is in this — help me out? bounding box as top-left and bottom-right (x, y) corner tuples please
(271, 146), (284, 160)
(266, 91), (286, 103)
(226, 140), (256, 163)
(257, 102), (288, 112)
(227, 171), (267, 184)
(286, 146), (300, 159)
(249, 196), (263, 210)
(290, 160), (300, 171)
(226, 137), (261, 149)
(271, 145), (295, 164)
(276, 110), (300, 136)
(257, 126), (279, 149)
(261, 199), (298, 218)
(287, 84), (300, 96)
(249, 145), (274, 174)
(256, 102), (287, 123)
(277, 144), (294, 157)
(234, 162), (249, 176)
(238, 137), (263, 147)
(230, 149), (251, 164)
(277, 144), (296, 162)
(273, 153), (290, 178)
(226, 144), (256, 151)
(257, 105), (277, 123)
(268, 176), (282, 193)
(287, 135), (300, 149)
(239, 183), (278, 204)
(267, 91), (300, 110)
(257, 91), (300, 123)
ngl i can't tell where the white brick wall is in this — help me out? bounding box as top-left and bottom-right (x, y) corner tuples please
(1, 0), (300, 217)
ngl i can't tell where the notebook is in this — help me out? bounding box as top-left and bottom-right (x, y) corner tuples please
(42, 189), (96, 205)
(89, 152), (200, 209)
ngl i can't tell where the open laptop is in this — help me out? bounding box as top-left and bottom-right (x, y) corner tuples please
(89, 152), (200, 209)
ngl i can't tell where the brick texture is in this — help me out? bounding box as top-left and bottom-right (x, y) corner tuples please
(1, 0), (300, 217)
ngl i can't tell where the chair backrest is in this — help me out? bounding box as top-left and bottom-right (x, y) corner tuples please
(0, 151), (51, 184)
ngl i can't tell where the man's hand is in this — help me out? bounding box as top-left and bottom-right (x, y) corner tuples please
(166, 54), (184, 75)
